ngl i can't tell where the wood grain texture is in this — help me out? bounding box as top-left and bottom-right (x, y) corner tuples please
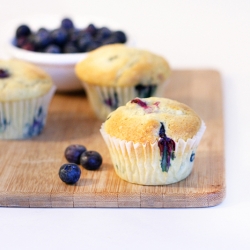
(0, 70), (225, 208)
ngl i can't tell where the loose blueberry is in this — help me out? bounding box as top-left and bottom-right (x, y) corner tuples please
(16, 24), (31, 38)
(80, 151), (102, 171)
(64, 144), (87, 164)
(59, 163), (81, 185)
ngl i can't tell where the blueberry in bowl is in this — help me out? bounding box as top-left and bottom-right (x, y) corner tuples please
(12, 17), (128, 54)
(6, 14), (134, 92)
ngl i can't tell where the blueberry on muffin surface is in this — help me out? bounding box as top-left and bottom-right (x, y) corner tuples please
(101, 97), (206, 185)
(158, 122), (176, 172)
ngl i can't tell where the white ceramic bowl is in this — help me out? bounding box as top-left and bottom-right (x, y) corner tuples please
(5, 14), (135, 92)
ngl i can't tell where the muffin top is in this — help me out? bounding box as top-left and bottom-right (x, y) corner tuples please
(0, 59), (53, 101)
(103, 97), (202, 143)
(75, 44), (171, 87)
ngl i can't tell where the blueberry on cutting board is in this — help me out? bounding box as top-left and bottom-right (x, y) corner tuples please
(64, 144), (87, 164)
(80, 151), (102, 170)
(59, 163), (81, 185)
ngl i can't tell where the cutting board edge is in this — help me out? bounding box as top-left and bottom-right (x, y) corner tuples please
(0, 185), (226, 208)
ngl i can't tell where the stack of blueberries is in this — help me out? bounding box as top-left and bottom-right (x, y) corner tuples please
(14, 17), (127, 54)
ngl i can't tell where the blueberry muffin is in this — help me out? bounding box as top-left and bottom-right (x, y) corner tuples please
(100, 97), (206, 185)
(75, 44), (171, 120)
(0, 59), (56, 139)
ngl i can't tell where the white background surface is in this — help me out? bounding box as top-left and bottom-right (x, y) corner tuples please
(0, 1), (250, 249)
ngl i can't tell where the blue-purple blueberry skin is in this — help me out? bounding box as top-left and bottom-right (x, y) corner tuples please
(50, 28), (68, 47)
(64, 144), (87, 164)
(61, 18), (74, 30)
(0, 69), (9, 78)
(14, 18), (127, 53)
(0, 117), (9, 132)
(16, 24), (31, 38)
(59, 163), (81, 185)
(135, 84), (157, 98)
(103, 92), (119, 110)
(86, 23), (97, 36)
(95, 27), (112, 40)
(24, 106), (45, 138)
(113, 30), (127, 43)
(44, 44), (61, 53)
(190, 152), (195, 162)
(80, 151), (102, 170)
(33, 28), (51, 50)
(158, 123), (176, 172)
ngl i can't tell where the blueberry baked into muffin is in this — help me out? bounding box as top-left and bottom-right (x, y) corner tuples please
(75, 44), (171, 120)
(100, 97), (206, 185)
(0, 59), (56, 139)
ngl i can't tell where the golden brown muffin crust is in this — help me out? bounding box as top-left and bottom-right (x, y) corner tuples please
(75, 44), (171, 87)
(0, 59), (53, 101)
(104, 97), (202, 143)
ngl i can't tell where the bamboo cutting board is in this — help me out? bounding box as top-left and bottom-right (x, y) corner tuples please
(0, 70), (225, 208)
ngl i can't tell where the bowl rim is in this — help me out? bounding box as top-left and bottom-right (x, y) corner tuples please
(6, 40), (89, 65)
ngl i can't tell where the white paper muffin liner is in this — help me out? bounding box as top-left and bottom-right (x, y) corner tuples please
(82, 80), (167, 121)
(0, 85), (56, 140)
(100, 120), (206, 185)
